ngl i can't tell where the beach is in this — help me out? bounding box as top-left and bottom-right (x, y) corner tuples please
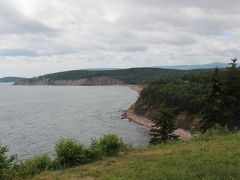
(125, 85), (192, 141)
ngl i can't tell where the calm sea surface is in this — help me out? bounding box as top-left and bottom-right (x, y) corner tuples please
(0, 83), (149, 159)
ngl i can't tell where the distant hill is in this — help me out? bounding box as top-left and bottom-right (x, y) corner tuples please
(157, 62), (228, 70)
(0, 77), (25, 83)
(82, 68), (122, 71)
(14, 68), (211, 86)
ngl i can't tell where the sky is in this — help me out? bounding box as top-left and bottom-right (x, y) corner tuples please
(0, 0), (240, 77)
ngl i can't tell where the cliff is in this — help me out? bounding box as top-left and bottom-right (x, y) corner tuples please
(14, 76), (124, 86)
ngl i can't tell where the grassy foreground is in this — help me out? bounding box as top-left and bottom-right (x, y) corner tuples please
(33, 133), (240, 180)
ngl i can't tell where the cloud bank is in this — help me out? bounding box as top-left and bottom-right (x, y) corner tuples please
(0, 0), (240, 77)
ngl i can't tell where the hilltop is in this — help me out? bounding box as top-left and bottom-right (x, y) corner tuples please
(14, 68), (210, 86)
(14, 62), (228, 86)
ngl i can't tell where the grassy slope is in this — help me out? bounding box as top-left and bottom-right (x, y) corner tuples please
(33, 133), (240, 180)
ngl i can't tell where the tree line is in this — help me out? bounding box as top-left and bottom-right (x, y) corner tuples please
(203, 58), (240, 131)
(135, 58), (240, 144)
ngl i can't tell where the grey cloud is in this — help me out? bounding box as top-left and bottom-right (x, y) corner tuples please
(0, 45), (79, 57)
(210, 48), (240, 57)
(0, 20), (58, 35)
(131, 0), (240, 11)
(0, 1), (58, 35)
(118, 45), (147, 52)
(0, 48), (38, 57)
(0, 0), (240, 77)
(109, 1), (240, 37)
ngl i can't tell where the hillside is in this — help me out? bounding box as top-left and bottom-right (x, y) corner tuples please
(134, 59), (240, 131)
(33, 133), (240, 179)
(134, 70), (212, 130)
(14, 68), (211, 85)
(0, 77), (24, 83)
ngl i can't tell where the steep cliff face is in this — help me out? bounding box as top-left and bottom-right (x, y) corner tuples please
(14, 76), (124, 86)
(134, 100), (202, 130)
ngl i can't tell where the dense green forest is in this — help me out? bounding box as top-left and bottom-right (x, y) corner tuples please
(135, 59), (240, 132)
(135, 71), (211, 119)
(35, 68), (210, 85)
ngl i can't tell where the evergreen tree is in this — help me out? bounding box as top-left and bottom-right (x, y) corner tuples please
(150, 106), (178, 144)
(224, 58), (240, 128)
(202, 67), (228, 130)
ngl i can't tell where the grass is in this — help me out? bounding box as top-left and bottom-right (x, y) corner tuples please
(32, 133), (240, 180)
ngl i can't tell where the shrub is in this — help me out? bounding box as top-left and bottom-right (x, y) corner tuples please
(18, 159), (38, 177)
(204, 124), (231, 137)
(55, 138), (88, 167)
(33, 154), (51, 171)
(0, 145), (17, 179)
(85, 146), (102, 162)
(92, 134), (124, 156)
(16, 154), (51, 177)
(195, 124), (231, 141)
(47, 158), (61, 170)
(0, 134), (126, 178)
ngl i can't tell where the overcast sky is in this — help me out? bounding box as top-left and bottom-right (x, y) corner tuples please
(0, 0), (240, 77)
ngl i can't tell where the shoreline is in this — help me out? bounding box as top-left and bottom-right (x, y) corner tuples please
(124, 85), (155, 129)
(124, 103), (155, 129)
(124, 85), (192, 141)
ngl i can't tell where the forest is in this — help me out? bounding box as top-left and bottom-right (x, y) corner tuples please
(24, 68), (210, 85)
(135, 59), (240, 133)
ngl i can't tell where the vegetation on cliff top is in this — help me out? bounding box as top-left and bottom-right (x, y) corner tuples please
(19, 68), (212, 85)
(33, 131), (240, 180)
(135, 59), (240, 132)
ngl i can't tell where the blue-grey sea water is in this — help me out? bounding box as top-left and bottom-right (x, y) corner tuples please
(0, 83), (149, 159)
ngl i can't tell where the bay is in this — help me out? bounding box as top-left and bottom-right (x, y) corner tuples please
(0, 84), (149, 159)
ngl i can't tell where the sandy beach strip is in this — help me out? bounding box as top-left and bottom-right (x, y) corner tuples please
(124, 103), (155, 128)
(124, 85), (155, 128)
(126, 84), (144, 94)
(124, 84), (192, 141)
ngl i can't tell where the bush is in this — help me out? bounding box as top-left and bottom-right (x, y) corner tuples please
(0, 145), (17, 179)
(195, 124), (231, 141)
(85, 146), (102, 162)
(16, 154), (51, 178)
(0, 134), (126, 179)
(55, 138), (88, 167)
(33, 154), (51, 171)
(54, 135), (124, 168)
(204, 124), (231, 137)
(92, 134), (124, 156)
(47, 158), (61, 170)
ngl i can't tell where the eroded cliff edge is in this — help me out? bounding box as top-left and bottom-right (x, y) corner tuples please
(14, 76), (124, 86)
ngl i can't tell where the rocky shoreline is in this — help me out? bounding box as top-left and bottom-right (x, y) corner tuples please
(125, 85), (192, 141)
(124, 85), (155, 128)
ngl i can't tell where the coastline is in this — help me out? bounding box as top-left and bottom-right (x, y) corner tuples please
(124, 85), (192, 141)
(124, 85), (155, 128)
